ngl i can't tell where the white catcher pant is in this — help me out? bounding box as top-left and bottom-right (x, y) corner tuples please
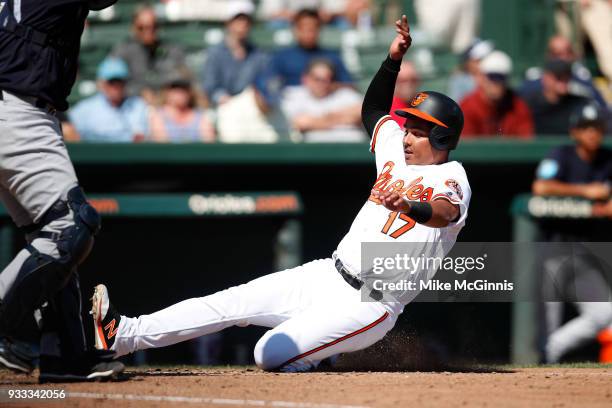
(113, 258), (403, 371)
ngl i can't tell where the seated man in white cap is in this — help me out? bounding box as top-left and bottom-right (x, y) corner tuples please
(460, 50), (534, 138)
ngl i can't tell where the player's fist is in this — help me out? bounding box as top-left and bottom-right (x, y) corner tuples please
(371, 189), (411, 213)
(389, 15), (412, 61)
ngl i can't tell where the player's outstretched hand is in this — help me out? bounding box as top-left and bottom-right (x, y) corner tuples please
(371, 189), (411, 213)
(389, 15), (412, 61)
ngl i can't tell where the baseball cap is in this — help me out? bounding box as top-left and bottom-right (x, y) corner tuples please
(570, 103), (607, 129)
(226, 0), (255, 21)
(544, 58), (572, 78)
(461, 39), (494, 62)
(97, 57), (129, 81)
(480, 50), (512, 82)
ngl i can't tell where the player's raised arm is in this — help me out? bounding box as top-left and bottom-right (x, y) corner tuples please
(361, 15), (412, 136)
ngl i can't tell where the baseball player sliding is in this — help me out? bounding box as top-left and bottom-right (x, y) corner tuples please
(92, 16), (471, 372)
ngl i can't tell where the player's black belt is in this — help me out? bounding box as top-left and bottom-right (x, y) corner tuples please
(334, 257), (383, 301)
(2, 19), (77, 50)
(0, 90), (57, 115)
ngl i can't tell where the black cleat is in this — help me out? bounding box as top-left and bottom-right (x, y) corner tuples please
(0, 337), (36, 374)
(39, 350), (125, 383)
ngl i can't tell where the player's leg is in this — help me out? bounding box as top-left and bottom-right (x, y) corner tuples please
(546, 302), (612, 363)
(253, 293), (401, 372)
(101, 259), (335, 357)
(0, 93), (120, 380)
(0, 92), (88, 332)
(544, 254), (612, 363)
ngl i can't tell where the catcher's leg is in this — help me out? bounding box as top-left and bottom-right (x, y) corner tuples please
(0, 187), (100, 336)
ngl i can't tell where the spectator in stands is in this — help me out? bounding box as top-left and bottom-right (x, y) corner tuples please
(460, 51), (534, 138)
(522, 35), (607, 109)
(258, 0), (371, 29)
(447, 38), (494, 103)
(389, 61), (421, 125)
(281, 59), (364, 142)
(149, 77), (215, 143)
(532, 102), (612, 363)
(69, 58), (148, 142)
(556, 0), (612, 83)
(414, 0), (480, 53)
(265, 9), (353, 88)
(201, 3), (268, 106)
(521, 59), (592, 136)
(112, 4), (188, 103)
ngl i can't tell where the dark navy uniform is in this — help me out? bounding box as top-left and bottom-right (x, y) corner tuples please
(534, 103), (612, 363)
(0, 0), (123, 382)
(0, 0), (91, 111)
(537, 145), (612, 184)
(535, 147), (612, 241)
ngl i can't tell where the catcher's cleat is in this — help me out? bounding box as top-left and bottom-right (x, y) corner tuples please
(91, 284), (121, 351)
(0, 336), (36, 374)
(39, 350), (125, 383)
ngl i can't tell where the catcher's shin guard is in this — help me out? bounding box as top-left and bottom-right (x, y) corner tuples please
(0, 186), (101, 335)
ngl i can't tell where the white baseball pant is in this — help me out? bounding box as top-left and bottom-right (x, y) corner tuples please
(112, 258), (403, 372)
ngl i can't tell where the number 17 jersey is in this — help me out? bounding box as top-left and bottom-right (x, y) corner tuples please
(334, 115), (472, 276)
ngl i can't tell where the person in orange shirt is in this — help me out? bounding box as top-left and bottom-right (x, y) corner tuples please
(460, 51), (534, 138)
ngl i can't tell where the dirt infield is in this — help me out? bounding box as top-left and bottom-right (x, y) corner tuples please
(1, 366), (612, 408)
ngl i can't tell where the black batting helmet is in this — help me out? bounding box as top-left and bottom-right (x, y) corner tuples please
(395, 91), (464, 151)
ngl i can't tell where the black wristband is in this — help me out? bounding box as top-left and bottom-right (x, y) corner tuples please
(382, 54), (402, 73)
(406, 201), (433, 224)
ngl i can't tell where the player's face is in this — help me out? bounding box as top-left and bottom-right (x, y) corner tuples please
(402, 118), (447, 165)
(572, 125), (604, 154)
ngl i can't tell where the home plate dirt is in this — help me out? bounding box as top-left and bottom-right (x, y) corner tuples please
(1, 366), (612, 408)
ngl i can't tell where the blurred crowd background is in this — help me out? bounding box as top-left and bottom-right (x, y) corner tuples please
(63, 0), (612, 144)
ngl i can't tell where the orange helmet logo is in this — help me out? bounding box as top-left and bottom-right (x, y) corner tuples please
(410, 92), (428, 107)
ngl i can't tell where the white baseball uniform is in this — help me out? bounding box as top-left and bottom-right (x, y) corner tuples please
(111, 115), (471, 371)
